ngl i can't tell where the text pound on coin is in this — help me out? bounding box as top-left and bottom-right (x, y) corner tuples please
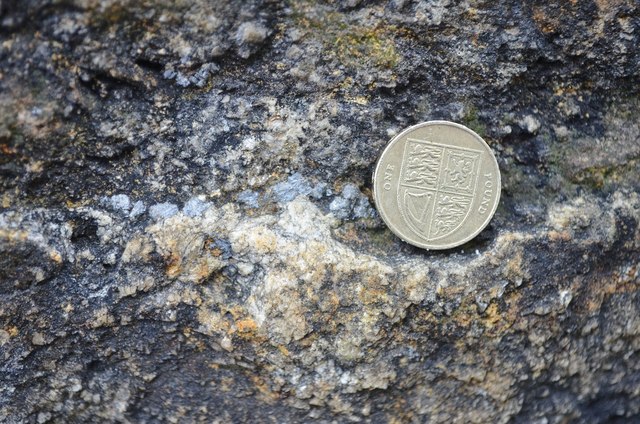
(372, 121), (501, 250)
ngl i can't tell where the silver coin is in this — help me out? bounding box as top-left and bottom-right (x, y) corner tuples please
(372, 121), (501, 250)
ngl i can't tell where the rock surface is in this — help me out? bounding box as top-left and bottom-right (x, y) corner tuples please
(1, 0), (639, 422)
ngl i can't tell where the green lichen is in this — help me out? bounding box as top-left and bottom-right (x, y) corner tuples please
(462, 104), (487, 138)
(571, 160), (640, 190)
(333, 26), (400, 69)
(544, 95), (640, 193)
(291, 3), (400, 70)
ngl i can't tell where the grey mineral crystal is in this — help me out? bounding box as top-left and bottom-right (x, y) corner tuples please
(0, 0), (638, 423)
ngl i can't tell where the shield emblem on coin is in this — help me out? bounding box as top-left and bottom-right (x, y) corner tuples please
(397, 138), (481, 241)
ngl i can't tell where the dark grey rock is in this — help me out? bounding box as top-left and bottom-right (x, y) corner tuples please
(0, 0), (639, 423)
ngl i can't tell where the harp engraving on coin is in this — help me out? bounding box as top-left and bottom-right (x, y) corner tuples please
(373, 121), (500, 250)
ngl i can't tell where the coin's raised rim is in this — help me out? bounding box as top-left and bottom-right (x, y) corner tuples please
(373, 120), (501, 250)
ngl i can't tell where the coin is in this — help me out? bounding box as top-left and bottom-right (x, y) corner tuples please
(372, 121), (501, 250)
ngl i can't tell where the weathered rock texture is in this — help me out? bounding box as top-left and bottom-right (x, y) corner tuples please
(1, 0), (639, 423)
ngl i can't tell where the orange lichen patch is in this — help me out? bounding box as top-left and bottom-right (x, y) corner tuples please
(444, 300), (475, 329)
(580, 271), (639, 314)
(506, 250), (522, 275)
(357, 286), (388, 305)
(436, 282), (466, 299)
(553, 85), (579, 97)
(408, 307), (439, 328)
(197, 308), (227, 334)
(485, 292), (522, 336)
(209, 246), (224, 257)
(316, 290), (340, 313)
(585, 280), (616, 312)
(503, 249), (528, 283)
(121, 235), (154, 263)
(548, 229), (572, 242)
(182, 327), (207, 352)
(0, 144), (15, 154)
(277, 344), (290, 356)
(25, 161), (44, 173)
(250, 375), (280, 403)
(388, 395), (414, 423)
(447, 291), (522, 337)
(298, 331), (318, 348)
(344, 95), (369, 106)
(532, 7), (560, 34)
(148, 215), (228, 283)
(594, 0), (624, 13)
(65, 199), (88, 208)
(0, 228), (28, 242)
(177, 287), (202, 307)
(235, 318), (258, 333)
(194, 338), (206, 351)
(165, 251), (182, 278)
(197, 305), (266, 341)
(482, 303), (502, 329)
(224, 305), (248, 320)
(192, 257), (216, 282)
(7, 326), (18, 337)
(160, 242), (223, 283)
(298, 243), (329, 281)
(253, 228), (278, 253)
(470, 33), (486, 48)
(334, 225), (361, 243)
(49, 250), (63, 264)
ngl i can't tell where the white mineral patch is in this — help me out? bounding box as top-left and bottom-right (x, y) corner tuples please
(149, 203), (179, 220)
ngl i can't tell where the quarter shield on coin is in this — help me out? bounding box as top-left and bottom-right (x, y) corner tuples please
(373, 121), (501, 250)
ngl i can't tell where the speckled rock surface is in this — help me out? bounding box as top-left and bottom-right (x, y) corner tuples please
(1, 1), (639, 423)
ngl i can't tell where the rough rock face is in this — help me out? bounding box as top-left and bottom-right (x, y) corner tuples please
(1, 0), (639, 422)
